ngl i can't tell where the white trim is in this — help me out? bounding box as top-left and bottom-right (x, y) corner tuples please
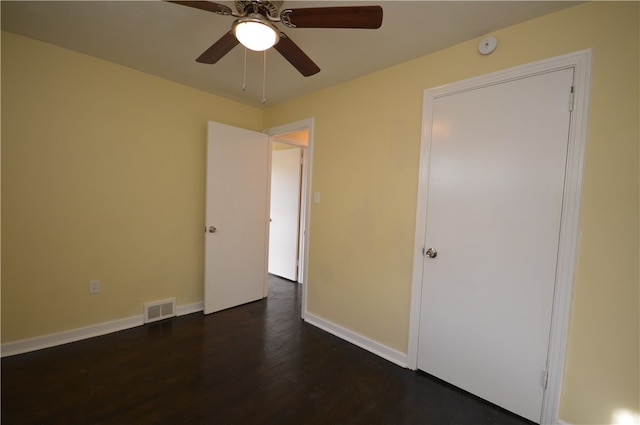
(557, 420), (573, 425)
(177, 301), (204, 316)
(305, 312), (409, 368)
(1, 315), (143, 358)
(541, 49), (591, 425)
(408, 50), (591, 424)
(2, 302), (205, 358)
(264, 118), (314, 320)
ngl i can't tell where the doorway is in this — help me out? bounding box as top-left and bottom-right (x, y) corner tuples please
(408, 51), (591, 423)
(265, 118), (314, 318)
(203, 119), (313, 319)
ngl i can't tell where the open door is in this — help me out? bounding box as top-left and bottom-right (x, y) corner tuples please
(204, 121), (270, 314)
(268, 145), (302, 281)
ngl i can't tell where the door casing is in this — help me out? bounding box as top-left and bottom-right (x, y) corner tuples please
(408, 50), (591, 424)
(264, 118), (314, 319)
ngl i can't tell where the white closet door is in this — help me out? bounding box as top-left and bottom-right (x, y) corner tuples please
(418, 68), (574, 422)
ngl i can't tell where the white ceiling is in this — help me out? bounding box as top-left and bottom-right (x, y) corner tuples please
(1, 1), (580, 108)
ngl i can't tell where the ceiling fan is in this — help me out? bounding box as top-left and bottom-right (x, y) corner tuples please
(168, 1), (383, 77)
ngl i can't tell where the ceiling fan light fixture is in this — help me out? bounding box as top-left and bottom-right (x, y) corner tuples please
(233, 15), (280, 52)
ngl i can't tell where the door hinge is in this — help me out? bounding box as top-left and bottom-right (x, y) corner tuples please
(569, 86), (575, 112)
(542, 368), (549, 390)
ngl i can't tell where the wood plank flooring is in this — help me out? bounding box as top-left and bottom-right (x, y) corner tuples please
(2, 276), (534, 425)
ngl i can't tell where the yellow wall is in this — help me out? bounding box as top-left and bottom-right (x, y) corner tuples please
(1, 31), (262, 340)
(264, 2), (639, 424)
(2, 2), (639, 424)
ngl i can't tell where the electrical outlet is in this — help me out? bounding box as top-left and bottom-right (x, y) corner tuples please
(89, 280), (100, 294)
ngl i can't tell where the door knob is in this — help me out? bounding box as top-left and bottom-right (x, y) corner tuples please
(208, 226), (217, 233)
(425, 248), (437, 258)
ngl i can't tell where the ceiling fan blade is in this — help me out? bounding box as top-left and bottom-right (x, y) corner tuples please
(274, 33), (320, 77)
(281, 6), (383, 29)
(166, 1), (232, 16)
(196, 31), (239, 64)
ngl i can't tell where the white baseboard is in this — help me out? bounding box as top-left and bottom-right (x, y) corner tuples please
(304, 312), (409, 368)
(3, 303), (403, 365)
(2, 302), (204, 358)
(177, 301), (204, 316)
(1, 315), (144, 358)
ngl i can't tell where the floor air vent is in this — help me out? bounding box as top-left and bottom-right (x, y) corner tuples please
(144, 298), (176, 324)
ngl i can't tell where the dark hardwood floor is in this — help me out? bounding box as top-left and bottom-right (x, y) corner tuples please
(2, 275), (535, 425)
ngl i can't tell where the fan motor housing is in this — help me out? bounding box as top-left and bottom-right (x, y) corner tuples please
(236, 1), (282, 19)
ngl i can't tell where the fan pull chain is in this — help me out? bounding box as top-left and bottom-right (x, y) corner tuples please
(262, 50), (267, 104)
(242, 48), (247, 92)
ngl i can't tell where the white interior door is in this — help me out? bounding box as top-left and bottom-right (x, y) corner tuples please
(417, 68), (574, 422)
(205, 121), (270, 314)
(268, 146), (302, 281)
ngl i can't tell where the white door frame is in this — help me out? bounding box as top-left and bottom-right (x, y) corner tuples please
(264, 118), (314, 319)
(408, 50), (591, 424)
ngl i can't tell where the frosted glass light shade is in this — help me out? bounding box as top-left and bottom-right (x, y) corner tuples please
(233, 17), (279, 52)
